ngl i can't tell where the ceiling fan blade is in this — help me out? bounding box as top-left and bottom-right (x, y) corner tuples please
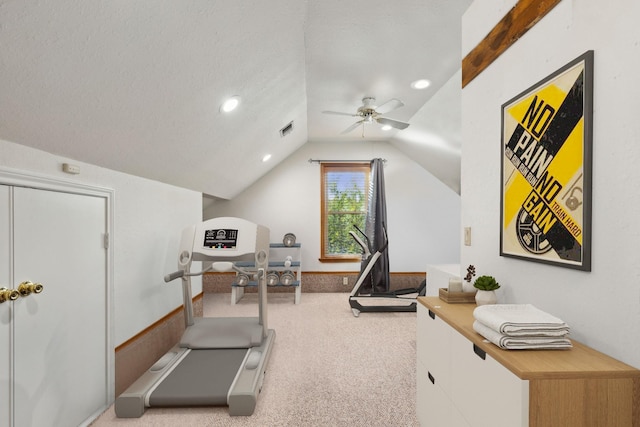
(375, 98), (404, 115)
(340, 120), (364, 134)
(376, 117), (410, 130)
(322, 110), (358, 117)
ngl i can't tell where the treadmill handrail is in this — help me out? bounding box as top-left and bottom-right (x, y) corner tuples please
(349, 249), (383, 297)
(164, 270), (185, 282)
(352, 224), (372, 251)
(164, 263), (261, 283)
(353, 223), (389, 253)
(164, 265), (214, 283)
(349, 231), (371, 259)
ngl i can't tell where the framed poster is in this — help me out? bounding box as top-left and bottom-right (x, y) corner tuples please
(500, 51), (593, 271)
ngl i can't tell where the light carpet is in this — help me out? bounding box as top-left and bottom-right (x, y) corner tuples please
(92, 292), (419, 426)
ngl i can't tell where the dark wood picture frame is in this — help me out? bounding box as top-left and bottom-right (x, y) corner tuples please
(500, 51), (593, 271)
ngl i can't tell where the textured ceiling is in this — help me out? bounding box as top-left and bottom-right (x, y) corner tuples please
(0, 0), (471, 199)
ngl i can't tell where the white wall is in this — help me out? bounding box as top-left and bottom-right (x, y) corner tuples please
(461, 0), (640, 368)
(0, 139), (202, 345)
(206, 140), (461, 272)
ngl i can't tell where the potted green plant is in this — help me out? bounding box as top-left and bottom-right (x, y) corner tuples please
(473, 275), (500, 305)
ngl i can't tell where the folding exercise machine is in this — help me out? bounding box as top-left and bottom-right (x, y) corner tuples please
(348, 225), (426, 317)
(115, 217), (275, 417)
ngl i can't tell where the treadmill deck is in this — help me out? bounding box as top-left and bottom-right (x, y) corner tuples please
(149, 349), (247, 406)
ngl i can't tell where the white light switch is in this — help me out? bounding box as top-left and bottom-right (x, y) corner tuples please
(464, 227), (471, 246)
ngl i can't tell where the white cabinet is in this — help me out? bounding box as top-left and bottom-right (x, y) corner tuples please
(450, 328), (528, 427)
(417, 297), (640, 427)
(417, 304), (452, 396)
(232, 243), (301, 304)
(417, 360), (468, 427)
(416, 304), (470, 427)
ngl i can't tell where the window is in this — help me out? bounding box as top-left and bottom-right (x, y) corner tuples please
(320, 163), (370, 261)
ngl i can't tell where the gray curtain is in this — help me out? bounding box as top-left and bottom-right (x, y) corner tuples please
(365, 158), (390, 293)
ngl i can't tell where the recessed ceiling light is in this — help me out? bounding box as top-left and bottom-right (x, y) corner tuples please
(262, 154), (272, 162)
(220, 96), (241, 113)
(381, 125), (392, 131)
(411, 79), (431, 90)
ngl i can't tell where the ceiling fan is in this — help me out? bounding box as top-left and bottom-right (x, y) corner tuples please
(322, 97), (410, 136)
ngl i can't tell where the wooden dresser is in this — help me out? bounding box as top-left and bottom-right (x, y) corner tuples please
(417, 297), (640, 427)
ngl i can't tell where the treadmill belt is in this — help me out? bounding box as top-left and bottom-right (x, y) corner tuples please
(149, 349), (247, 406)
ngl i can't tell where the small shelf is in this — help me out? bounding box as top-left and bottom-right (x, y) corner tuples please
(232, 281), (301, 288)
(231, 242), (302, 304)
(270, 261), (301, 268)
(235, 261), (301, 268)
(267, 243), (301, 248)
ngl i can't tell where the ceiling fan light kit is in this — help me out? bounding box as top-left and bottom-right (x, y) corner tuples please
(322, 97), (410, 137)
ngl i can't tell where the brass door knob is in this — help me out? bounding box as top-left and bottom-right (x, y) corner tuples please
(17, 281), (44, 297)
(0, 287), (20, 303)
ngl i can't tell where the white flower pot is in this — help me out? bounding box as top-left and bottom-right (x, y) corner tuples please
(475, 290), (497, 306)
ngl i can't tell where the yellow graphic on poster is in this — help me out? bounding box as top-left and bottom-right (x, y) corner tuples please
(501, 52), (592, 270)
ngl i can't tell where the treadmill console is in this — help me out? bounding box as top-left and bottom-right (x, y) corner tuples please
(182, 217), (269, 264)
(203, 229), (238, 249)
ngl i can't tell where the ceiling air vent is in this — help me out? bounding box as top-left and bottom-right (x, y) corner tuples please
(280, 121), (294, 137)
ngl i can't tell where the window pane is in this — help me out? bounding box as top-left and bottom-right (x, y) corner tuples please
(321, 163), (370, 260)
(327, 213), (366, 255)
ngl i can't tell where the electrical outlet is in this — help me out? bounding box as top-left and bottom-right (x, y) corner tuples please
(343, 277), (349, 285)
(464, 227), (471, 246)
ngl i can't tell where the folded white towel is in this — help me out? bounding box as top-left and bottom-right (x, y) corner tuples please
(473, 304), (570, 337)
(473, 321), (573, 350)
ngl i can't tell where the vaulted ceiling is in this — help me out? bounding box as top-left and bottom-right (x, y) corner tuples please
(0, 0), (471, 199)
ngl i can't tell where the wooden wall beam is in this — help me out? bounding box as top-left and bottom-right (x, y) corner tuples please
(462, 0), (562, 88)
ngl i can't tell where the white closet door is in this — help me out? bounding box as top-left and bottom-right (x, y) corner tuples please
(11, 187), (108, 427)
(0, 185), (11, 427)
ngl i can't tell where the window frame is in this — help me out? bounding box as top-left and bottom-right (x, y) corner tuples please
(319, 162), (370, 262)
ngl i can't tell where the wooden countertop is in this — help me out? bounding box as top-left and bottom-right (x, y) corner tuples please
(418, 297), (640, 381)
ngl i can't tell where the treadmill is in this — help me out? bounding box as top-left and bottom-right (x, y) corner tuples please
(115, 217), (276, 418)
(348, 225), (426, 317)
